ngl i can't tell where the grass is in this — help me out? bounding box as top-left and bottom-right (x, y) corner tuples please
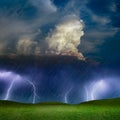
(0, 98), (120, 120)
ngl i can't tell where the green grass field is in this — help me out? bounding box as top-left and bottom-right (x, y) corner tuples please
(0, 98), (120, 120)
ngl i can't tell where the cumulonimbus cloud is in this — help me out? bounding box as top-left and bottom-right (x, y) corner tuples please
(0, 0), (85, 60)
(45, 15), (85, 60)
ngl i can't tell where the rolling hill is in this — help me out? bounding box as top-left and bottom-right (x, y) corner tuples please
(0, 98), (120, 120)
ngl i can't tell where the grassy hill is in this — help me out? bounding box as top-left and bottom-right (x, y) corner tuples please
(0, 98), (120, 120)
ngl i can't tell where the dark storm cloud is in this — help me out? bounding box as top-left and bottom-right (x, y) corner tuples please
(0, 0), (120, 62)
(0, 0), (85, 58)
(0, 0), (58, 54)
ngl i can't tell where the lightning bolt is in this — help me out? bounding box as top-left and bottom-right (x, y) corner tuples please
(90, 82), (96, 100)
(85, 81), (99, 101)
(4, 75), (21, 100)
(84, 82), (98, 101)
(84, 86), (89, 101)
(26, 80), (39, 104)
(64, 87), (72, 103)
(90, 80), (104, 100)
(0, 70), (40, 103)
(4, 80), (15, 100)
(85, 80), (108, 101)
(0, 71), (21, 101)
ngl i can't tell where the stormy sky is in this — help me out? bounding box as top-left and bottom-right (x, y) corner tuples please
(0, 0), (120, 63)
(0, 0), (120, 104)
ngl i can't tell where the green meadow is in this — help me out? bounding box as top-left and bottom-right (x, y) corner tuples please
(0, 98), (120, 120)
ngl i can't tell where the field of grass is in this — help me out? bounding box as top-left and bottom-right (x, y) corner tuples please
(0, 98), (120, 120)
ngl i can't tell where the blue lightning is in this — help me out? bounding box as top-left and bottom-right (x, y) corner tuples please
(85, 80), (109, 101)
(26, 80), (39, 104)
(64, 87), (72, 103)
(3, 74), (22, 100)
(0, 71), (21, 100)
(84, 86), (89, 101)
(0, 70), (39, 103)
(4, 80), (14, 100)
